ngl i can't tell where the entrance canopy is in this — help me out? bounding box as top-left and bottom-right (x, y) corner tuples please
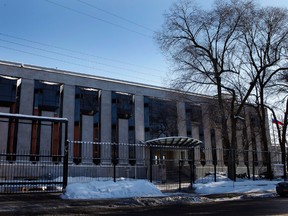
(145, 136), (202, 149)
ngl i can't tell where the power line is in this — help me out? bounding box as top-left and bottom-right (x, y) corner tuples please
(0, 38), (164, 79)
(77, 0), (155, 32)
(0, 32), (166, 73)
(45, 0), (152, 38)
(0, 45), (164, 86)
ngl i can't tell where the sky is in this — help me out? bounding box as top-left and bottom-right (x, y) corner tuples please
(0, 0), (288, 87)
(61, 174), (281, 200)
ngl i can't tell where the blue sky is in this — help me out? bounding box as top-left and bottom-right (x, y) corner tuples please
(0, 0), (287, 87)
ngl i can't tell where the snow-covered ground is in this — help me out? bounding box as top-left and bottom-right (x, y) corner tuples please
(61, 174), (283, 202)
(61, 177), (163, 199)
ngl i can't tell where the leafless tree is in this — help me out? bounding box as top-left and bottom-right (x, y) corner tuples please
(266, 72), (288, 178)
(156, 0), (288, 180)
(239, 6), (288, 178)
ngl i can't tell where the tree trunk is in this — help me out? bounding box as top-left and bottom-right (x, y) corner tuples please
(259, 87), (272, 179)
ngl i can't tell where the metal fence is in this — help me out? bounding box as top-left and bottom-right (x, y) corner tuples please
(64, 141), (284, 192)
(0, 112), (68, 193)
(0, 139), (284, 193)
(0, 111), (284, 193)
(0, 151), (65, 193)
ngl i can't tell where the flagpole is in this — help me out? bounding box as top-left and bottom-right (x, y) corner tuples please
(273, 122), (276, 145)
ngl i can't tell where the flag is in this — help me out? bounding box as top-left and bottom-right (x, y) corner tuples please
(272, 118), (284, 126)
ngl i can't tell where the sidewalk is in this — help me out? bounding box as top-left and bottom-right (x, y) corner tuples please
(0, 189), (279, 216)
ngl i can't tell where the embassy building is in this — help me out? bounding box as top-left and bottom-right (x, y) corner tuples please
(0, 60), (273, 183)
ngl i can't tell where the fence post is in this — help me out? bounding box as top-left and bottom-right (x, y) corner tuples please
(283, 151), (287, 180)
(149, 145), (153, 182)
(178, 160), (183, 192)
(189, 148), (195, 188)
(63, 121), (69, 191)
(212, 147), (217, 182)
(252, 150), (255, 181)
(112, 143), (117, 182)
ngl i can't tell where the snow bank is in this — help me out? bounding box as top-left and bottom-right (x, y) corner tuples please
(193, 173), (281, 195)
(60, 174), (282, 200)
(61, 178), (164, 199)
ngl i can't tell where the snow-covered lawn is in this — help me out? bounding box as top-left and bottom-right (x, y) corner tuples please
(61, 174), (283, 201)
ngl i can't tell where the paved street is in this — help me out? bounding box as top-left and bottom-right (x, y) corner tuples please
(0, 193), (287, 215)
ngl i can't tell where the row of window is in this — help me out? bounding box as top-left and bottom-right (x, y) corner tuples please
(0, 76), (262, 165)
(0, 76), (204, 164)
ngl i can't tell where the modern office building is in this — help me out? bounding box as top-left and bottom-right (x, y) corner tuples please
(0, 60), (272, 182)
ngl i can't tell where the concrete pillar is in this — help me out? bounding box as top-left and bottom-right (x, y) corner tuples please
(176, 102), (187, 159)
(177, 101), (187, 136)
(17, 79), (34, 155)
(135, 95), (145, 143)
(118, 118), (129, 164)
(202, 104), (212, 165)
(39, 111), (54, 159)
(255, 133), (263, 166)
(192, 123), (201, 163)
(100, 90), (111, 164)
(202, 105), (211, 150)
(236, 129), (245, 166)
(0, 107), (10, 154)
(81, 114), (94, 164)
(62, 84), (75, 163)
(215, 128), (223, 165)
(134, 95), (145, 164)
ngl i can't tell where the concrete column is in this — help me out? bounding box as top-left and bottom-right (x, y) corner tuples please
(265, 109), (272, 151)
(236, 129), (245, 166)
(202, 105), (211, 150)
(62, 84), (75, 163)
(135, 95), (145, 143)
(192, 124), (201, 163)
(202, 105), (212, 165)
(0, 107), (10, 154)
(100, 90), (111, 164)
(176, 102), (187, 160)
(81, 114), (94, 164)
(177, 101), (187, 136)
(39, 111), (54, 160)
(17, 79), (34, 155)
(134, 95), (145, 164)
(118, 118), (129, 164)
(215, 128), (223, 165)
(255, 133), (263, 166)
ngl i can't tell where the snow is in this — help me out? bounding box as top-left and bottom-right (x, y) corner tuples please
(61, 177), (164, 199)
(61, 174), (282, 201)
(193, 173), (280, 195)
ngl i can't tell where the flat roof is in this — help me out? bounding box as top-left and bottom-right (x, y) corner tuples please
(0, 60), (212, 100)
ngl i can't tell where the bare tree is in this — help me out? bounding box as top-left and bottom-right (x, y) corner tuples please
(267, 72), (288, 178)
(156, 0), (288, 180)
(239, 6), (288, 178)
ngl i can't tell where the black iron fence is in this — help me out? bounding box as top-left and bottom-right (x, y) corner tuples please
(0, 140), (284, 193)
(0, 151), (65, 193)
(64, 141), (284, 192)
(0, 112), (68, 193)
(0, 112), (284, 193)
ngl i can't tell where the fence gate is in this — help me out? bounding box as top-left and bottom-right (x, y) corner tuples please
(146, 136), (202, 192)
(0, 112), (68, 193)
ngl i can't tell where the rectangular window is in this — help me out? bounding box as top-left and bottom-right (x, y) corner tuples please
(74, 87), (100, 165)
(34, 81), (61, 112)
(0, 76), (17, 106)
(144, 96), (178, 140)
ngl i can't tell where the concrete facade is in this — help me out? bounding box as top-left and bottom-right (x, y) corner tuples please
(0, 60), (272, 180)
